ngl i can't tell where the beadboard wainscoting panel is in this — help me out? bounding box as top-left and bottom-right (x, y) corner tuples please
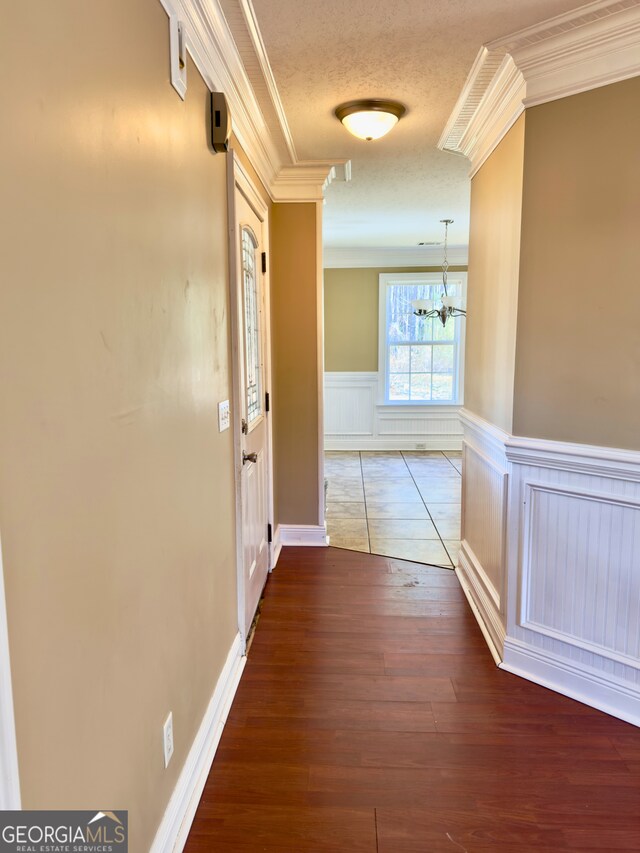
(503, 437), (640, 726)
(324, 372), (462, 451)
(324, 373), (377, 438)
(457, 410), (509, 661)
(522, 484), (640, 665)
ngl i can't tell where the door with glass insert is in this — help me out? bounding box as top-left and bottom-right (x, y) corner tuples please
(235, 187), (269, 635)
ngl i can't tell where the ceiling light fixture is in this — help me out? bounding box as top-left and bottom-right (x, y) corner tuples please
(412, 219), (466, 327)
(334, 99), (406, 141)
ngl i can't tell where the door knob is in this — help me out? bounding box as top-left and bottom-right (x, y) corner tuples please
(243, 451), (258, 465)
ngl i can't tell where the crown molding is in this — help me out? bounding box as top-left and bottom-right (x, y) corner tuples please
(160, 0), (279, 190)
(271, 164), (336, 202)
(271, 160), (351, 202)
(237, 0), (298, 163)
(456, 56), (526, 178)
(159, 0), (349, 201)
(439, 0), (640, 175)
(323, 245), (469, 269)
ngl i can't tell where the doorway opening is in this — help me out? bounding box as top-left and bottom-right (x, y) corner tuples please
(325, 450), (460, 567)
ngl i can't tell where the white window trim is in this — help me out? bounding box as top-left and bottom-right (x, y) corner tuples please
(378, 272), (467, 407)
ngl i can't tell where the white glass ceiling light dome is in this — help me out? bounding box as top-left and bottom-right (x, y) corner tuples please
(335, 100), (406, 141)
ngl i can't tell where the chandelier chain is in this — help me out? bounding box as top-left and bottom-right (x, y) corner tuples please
(440, 218), (452, 294)
(411, 217), (465, 328)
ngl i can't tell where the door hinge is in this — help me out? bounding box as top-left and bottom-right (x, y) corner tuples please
(267, 523), (273, 543)
(265, 392), (270, 413)
(261, 252), (267, 274)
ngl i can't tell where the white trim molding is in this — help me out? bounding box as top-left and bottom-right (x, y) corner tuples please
(271, 524), (283, 569)
(378, 273), (466, 409)
(323, 245), (469, 269)
(502, 638), (640, 728)
(158, 0), (349, 202)
(316, 202), (327, 532)
(278, 525), (329, 547)
(0, 536), (20, 810)
(439, 0), (640, 174)
(456, 562), (504, 666)
(438, 51), (526, 178)
(324, 373), (463, 451)
(458, 410), (510, 661)
(504, 432), (640, 726)
(150, 632), (246, 853)
(505, 433), (640, 480)
(236, 0), (299, 163)
(458, 409), (640, 727)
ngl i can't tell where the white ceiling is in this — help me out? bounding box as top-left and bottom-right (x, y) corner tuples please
(248, 0), (590, 250)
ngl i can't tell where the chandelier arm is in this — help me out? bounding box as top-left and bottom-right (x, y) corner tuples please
(413, 309), (440, 318)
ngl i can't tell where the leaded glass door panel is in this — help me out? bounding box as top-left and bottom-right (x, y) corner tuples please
(235, 183), (270, 637)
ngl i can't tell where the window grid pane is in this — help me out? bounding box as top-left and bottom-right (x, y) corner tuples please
(385, 281), (460, 403)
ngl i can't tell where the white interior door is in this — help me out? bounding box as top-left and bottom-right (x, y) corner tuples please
(233, 176), (271, 636)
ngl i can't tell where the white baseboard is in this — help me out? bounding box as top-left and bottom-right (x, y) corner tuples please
(501, 637), (640, 728)
(456, 545), (505, 665)
(0, 536), (20, 810)
(325, 437), (463, 451)
(278, 524), (328, 547)
(150, 633), (246, 853)
(271, 524), (283, 569)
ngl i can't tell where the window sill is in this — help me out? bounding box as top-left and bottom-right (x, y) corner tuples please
(376, 401), (462, 410)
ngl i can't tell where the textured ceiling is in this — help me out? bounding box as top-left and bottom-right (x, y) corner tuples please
(249, 0), (590, 249)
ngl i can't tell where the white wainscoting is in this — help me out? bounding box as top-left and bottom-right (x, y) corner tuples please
(457, 410), (509, 662)
(324, 372), (463, 451)
(502, 435), (640, 726)
(458, 409), (640, 726)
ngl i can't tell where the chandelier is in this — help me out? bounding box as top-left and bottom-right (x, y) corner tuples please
(412, 219), (466, 327)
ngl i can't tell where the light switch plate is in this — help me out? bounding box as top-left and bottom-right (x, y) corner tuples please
(218, 400), (230, 432)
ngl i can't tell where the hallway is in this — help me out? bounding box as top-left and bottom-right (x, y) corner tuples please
(185, 547), (639, 852)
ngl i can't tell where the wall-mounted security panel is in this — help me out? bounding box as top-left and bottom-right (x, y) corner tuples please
(211, 92), (232, 153)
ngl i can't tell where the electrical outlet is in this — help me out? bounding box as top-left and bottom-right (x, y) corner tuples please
(218, 400), (230, 432)
(415, 442), (426, 450)
(163, 712), (174, 768)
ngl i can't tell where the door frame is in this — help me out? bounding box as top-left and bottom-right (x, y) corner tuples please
(226, 151), (275, 648)
(0, 534), (21, 808)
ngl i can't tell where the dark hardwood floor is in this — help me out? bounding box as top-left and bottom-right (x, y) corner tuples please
(184, 546), (640, 852)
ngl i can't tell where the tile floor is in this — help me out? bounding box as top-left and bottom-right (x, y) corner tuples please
(325, 450), (462, 568)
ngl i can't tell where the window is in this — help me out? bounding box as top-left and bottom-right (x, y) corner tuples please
(378, 272), (466, 404)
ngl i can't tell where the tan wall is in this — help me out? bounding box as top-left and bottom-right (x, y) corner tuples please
(271, 204), (321, 525)
(324, 266), (467, 372)
(513, 77), (640, 450)
(465, 116), (526, 433)
(0, 3), (238, 850)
